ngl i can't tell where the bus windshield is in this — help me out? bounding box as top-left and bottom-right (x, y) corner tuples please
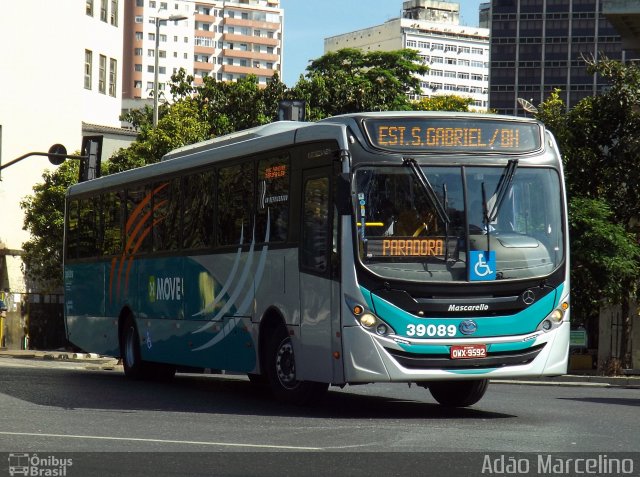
(354, 164), (564, 282)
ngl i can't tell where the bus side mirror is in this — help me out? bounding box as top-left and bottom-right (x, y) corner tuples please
(335, 173), (352, 215)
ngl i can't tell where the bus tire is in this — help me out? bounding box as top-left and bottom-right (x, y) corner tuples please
(121, 316), (147, 380)
(120, 316), (176, 381)
(265, 326), (328, 405)
(427, 379), (489, 407)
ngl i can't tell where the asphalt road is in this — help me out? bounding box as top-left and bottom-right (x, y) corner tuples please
(0, 357), (638, 476)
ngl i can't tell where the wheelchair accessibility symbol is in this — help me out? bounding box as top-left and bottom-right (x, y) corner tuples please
(469, 251), (496, 281)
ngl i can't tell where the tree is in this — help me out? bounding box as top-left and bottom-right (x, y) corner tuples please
(294, 48), (428, 118)
(412, 95), (473, 112)
(568, 197), (640, 327)
(20, 160), (79, 291)
(537, 59), (640, 369)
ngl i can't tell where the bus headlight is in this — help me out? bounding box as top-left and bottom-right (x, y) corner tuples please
(537, 301), (569, 332)
(359, 313), (377, 328)
(345, 295), (394, 336)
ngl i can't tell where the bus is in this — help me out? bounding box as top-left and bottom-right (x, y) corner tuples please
(63, 112), (569, 407)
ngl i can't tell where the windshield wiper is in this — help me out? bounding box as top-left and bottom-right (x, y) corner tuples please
(478, 159), (518, 253)
(403, 158), (450, 226)
(487, 159), (518, 223)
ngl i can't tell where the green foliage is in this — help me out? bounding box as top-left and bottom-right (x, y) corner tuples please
(568, 197), (640, 325)
(537, 59), (640, 366)
(20, 160), (79, 291)
(412, 95), (472, 112)
(296, 48), (428, 117)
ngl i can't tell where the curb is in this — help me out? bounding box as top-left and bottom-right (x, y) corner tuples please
(491, 375), (640, 388)
(0, 350), (119, 365)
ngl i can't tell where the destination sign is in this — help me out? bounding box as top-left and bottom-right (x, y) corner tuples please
(364, 118), (542, 153)
(365, 237), (446, 258)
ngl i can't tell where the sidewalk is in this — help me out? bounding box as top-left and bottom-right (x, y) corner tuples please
(1, 348), (639, 388)
(0, 348), (120, 366)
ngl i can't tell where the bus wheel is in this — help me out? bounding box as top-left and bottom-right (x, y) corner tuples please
(121, 317), (146, 380)
(426, 379), (489, 408)
(265, 326), (328, 404)
(121, 317), (176, 381)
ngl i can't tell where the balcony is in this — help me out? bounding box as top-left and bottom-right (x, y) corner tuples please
(222, 32), (279, 47)
(603, 0), (640, 51)
(221, 64), (277, 77)
(224, 17), (281, 31)
(222, 49), (278, 62)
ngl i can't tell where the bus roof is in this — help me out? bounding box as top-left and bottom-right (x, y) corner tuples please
(161, 121), (311, 161)
(67, 112), (542, 197)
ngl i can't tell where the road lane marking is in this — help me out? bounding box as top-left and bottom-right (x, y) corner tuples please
(0, 431), (322, 450)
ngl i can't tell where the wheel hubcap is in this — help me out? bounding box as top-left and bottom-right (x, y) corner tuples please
(275, 338), (298, 389)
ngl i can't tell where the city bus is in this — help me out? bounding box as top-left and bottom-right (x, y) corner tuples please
(63, 112), (570, 407)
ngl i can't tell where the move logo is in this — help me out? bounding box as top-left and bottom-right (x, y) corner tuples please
(149, 276), (184, 302)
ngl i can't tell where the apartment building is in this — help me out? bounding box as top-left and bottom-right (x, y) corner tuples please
(489, 0), (640, 115)
(324, 1), (490, 111)
(123, 0), (283, 102)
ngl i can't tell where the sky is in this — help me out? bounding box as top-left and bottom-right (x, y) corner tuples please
(279, 0), (484, 86)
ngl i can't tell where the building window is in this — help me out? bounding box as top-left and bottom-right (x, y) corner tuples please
(134, 48), (142, 56)
(135, 64), (142, 72)
(109, 58), (117, 97)
(110, 0), (118, 26)
(99, 55), (107, 94)
(134, 80), (142, 89)
(86, 0), (93, 16)
(135, 32), (143, 41)
(100, 0), (107, 22)
(84, 50), (92, 90)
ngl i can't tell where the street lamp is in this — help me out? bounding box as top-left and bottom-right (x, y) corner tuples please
(153, 13), (188, 127)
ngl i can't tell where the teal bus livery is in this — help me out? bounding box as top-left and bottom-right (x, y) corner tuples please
(63, 112), (570, 407)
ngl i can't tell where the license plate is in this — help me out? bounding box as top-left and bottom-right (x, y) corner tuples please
(450, 344), (487, 359)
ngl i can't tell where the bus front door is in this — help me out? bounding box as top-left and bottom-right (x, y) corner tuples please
(298, 166), (339, 383)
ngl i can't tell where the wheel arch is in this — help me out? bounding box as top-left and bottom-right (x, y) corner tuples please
(257, 306), (287, 374)
(117, 305), (136, 357)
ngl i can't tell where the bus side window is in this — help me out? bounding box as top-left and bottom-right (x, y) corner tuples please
(301, 176), (330, 273)
(217, 162), (254, 247)
(66, 199), (79, 260)
(183, 171), (214, 250)
(257, 154), (289, 243)
(78, 197), (99, 258)
(102, 190), (123, 256)
(153, 179), (182, 252)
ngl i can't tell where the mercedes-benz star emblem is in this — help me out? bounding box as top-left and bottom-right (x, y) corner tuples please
(459, 320), (478, 335)
(522, 289), (536, 306)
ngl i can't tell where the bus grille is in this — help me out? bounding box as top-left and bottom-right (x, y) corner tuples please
(385, 344), (546, 370)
